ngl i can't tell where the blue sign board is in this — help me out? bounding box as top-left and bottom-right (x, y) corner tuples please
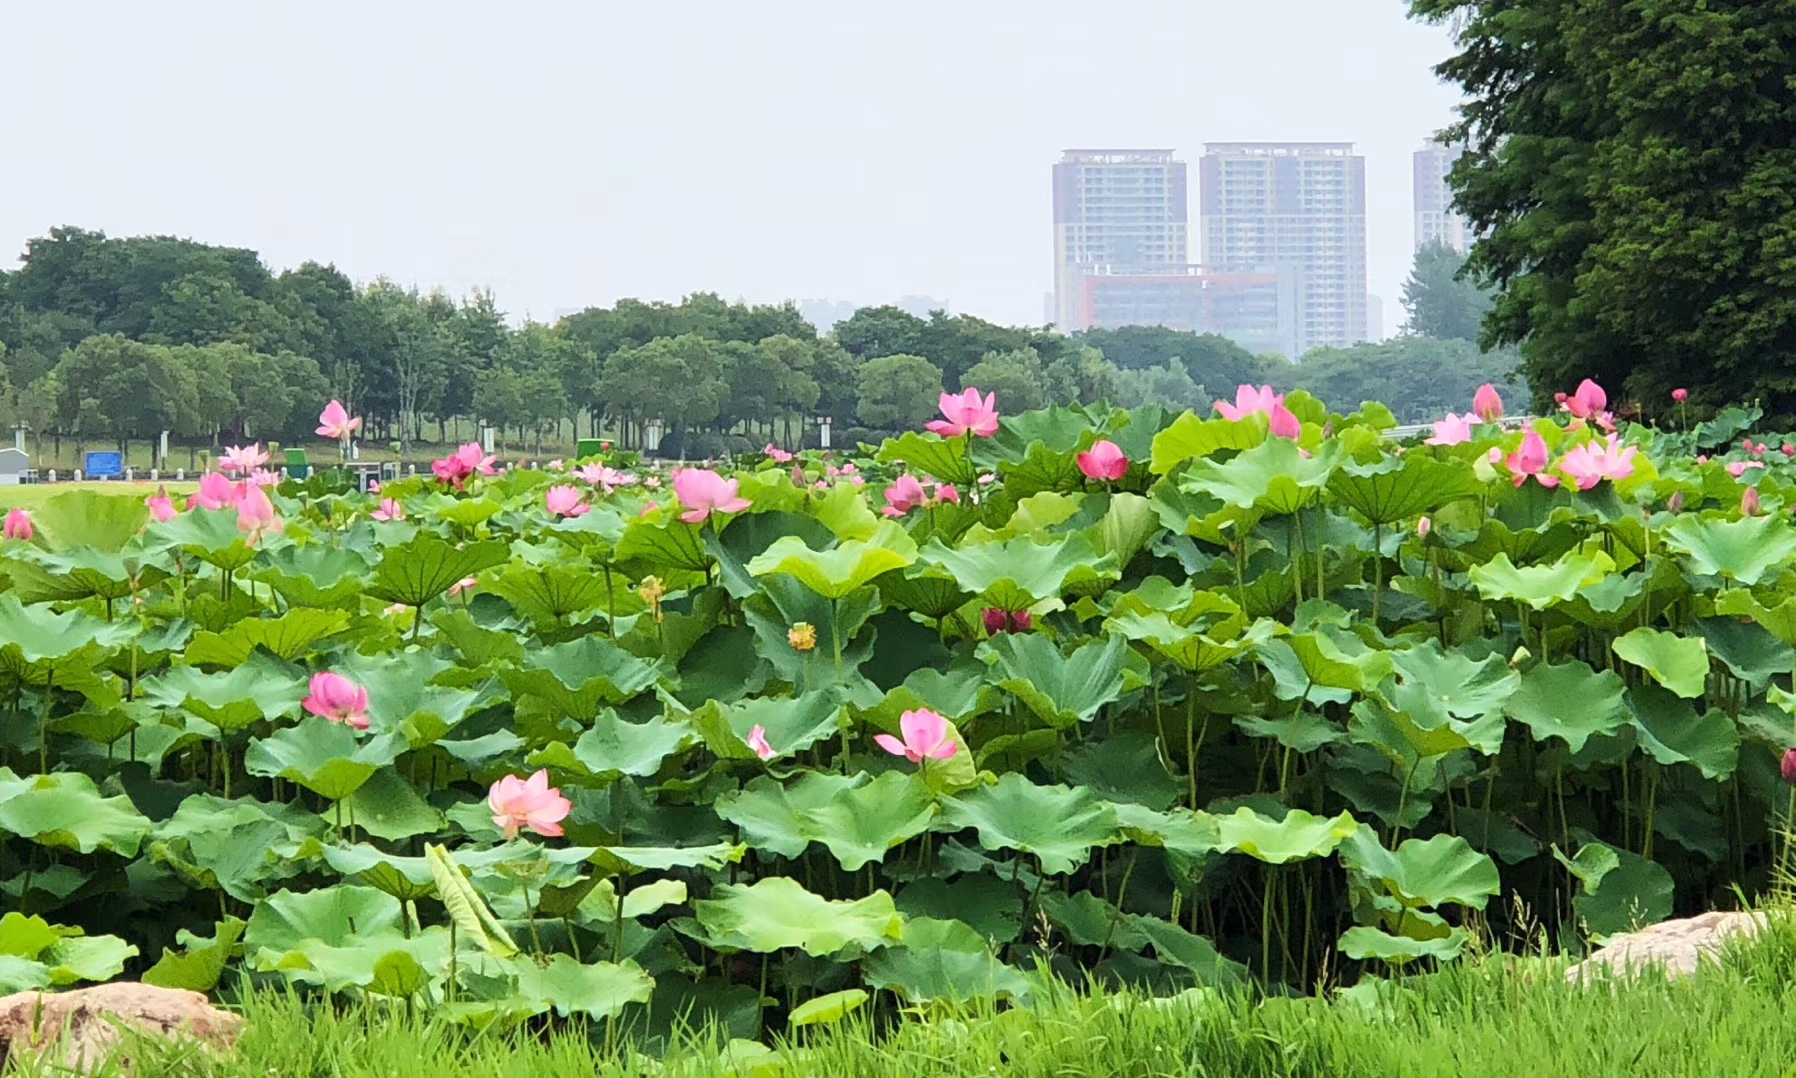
(85, 452), (123, 479)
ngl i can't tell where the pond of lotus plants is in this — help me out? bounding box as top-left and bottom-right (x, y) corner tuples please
(1, 382), (1794, 1046)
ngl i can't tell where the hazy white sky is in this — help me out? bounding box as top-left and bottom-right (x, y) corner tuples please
(3, 0), (1461, 332)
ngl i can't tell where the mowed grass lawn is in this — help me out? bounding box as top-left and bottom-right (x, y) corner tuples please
(0, 481), (197, 511)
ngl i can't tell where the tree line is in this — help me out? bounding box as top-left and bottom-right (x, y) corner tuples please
(0, 226), (1521, 462)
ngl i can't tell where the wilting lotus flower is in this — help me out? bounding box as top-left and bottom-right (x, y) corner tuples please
(145, 488), (176, 523)
(1214, 385), (1302, 439)
(219, 444), (269, 475)
(1504, 430), (1560, 488)
(1077, 440), (1129, 481)
(235, 484), (283, 546)
(1727, 460), (1766, 478)
(787, 622), (817, 651)
(2, 509), (31, 541)
(1742, 486), (1763, 517)
(745, 725), (776, 761)
(927, 388), (1001, 438)
(874, 708), (959, 764)
(1426, 413), (1477, 447)
(1672, 388), (1689, 403)
(316, 400), (362, 441)
(1667, 491), (1685, 513)
(673, 468), (751, 524)
(1472, 383), (1504, 423)
(302, 672), (371, 731)
(764, 444), (794, 463)
(448, 575), (478, 599)
(370, 498), (405, 522)
(883, 475), (927, 517)
(545, 485), (589, 518)
(1782, 747), (1796, 785)
(1558, 434), (1639, 491)
(192, 472), (242, 511)
(1560, 379), (1608, 420)
(487, 770), (571, 840)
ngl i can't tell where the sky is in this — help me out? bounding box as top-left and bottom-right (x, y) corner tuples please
(2, 0), (1463, 335)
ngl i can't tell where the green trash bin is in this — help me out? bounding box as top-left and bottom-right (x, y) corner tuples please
(576, 438), (605, 461)
(284, 447), (310, 480)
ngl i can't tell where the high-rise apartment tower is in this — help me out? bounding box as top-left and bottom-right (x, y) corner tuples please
(1413, 142), (1470, 253)
(1199, 142), (1369, 355)
(1051, 149), (1188, 330)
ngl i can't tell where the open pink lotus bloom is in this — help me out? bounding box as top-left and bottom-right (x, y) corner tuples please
(874, 708), (960, 764)
(145, 488), (177, 524)
(577, 463), (635, 491)
(219, 444), (269, 475)
(488, 770), (571, 840)
(1672, 388), (1689, 403)
(1743, 486), (1763, 517)
(1214, 385), (1302, 439)
(745, 724), (776, 761)
(1426, 413), (1477, 447)
(370, 498), (405, 522)
(448, 575), (479, 599)
(235, 484), (283, 546)
(1077, 439), (1129, 481)
(883, 475), (927, 517)
(192, 472), (243, 511)
(1472, 383), (1504, 423)
(302, 671), (370, 731)
(764, 444), (794, 463)
(674, 468), (751, 524)
(545, 485), (589, 518)
(316, 400), (362, 441)
(1727, 460), (1767, 478)
(926, 387), (1001, 438)
(2, 509), (31, 542)
(935, 483), (960, 504)
(1561, 379), (1608, 420)
(1558, 434), (1638, 491)
(1504, 430), (1560, 488)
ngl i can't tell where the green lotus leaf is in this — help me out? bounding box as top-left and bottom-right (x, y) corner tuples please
(1501, 660), (1628, 751)
(485, 559), (613, 625)
(249, 544), (375, 608)
(1285, 628), (1395, 694)
(1612, 627), (1710, 699)
(1108, 609), (1276, 672)
(243, 721), (407, 800)
(323, 845), (438, 901)
(1183, 436), (1341, 516)
(1662, 513), (1796, 587)
(141, 918), (246, 993)
(1696, 617), (1793, 691)
(690, 691), (846, 761)
(714, 771), (865, 860)
(29, 490), (150, 552)
(872, 565), (973, 619)
(1340, 831), (1500, 910)
(342, 769), (445, 841)
(877, 430), (976, 485)
(323, 652), (488, 746)
(941, 774), (1120, 875)
(1131, 917), (1252, 986)
(244, 885), (402, 965)
(1062, 731), (1182, 810)
(0, 594), (137, 667)
(1714, 588), (1796, 646)
(1339, 925), (1467, 964)
(147, 507), (260, 572)
(798, 771), (938, 870)
(1566, 842), (1675, 938)
(615, 517), (714, 574)
(184, 608), (351, 668)
(500, 636), (663, 720)
(532, 712), (696, 781)
(585, 842), (746, 876)
(705, 511), (839, 599)
(1214, 806), (1359, 864)
(1388, 641), (1519, 722)
(741, 576), (881, 691)
(1627, 684), (1739, 780)
(1084, 492), (1160, 566)
(789, 988), (870, 1028)
(1327, 453), (1485, 526)
(747, 519), (918, 600)
(861, 917), (1033, 1004)
(139, 652), (307, 732)
(919, 533), (1115, 612)
(513, 954), (656, 1019)
(1349, 697), (1494, 769)
(1150, 412), (1266, 474)
(0, 768), (152, 855)
(19, 547), (170, 602)
(1469, 551), (1613, 610)
(365, 533), (511, 608)
(149, 794), (328, 900)
(688, 878), (903, 956)
(1040, 890), (1147, 950)
(895, 874), (1024, 944)
(983, 632), (1127, 728)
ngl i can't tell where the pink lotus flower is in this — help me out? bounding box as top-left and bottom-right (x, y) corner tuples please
(145, 488), (177, 523)
(316, 400), (362, 441)
(790, 463), (807, 488)
(2, 509), (31, 541)
(1010, 609), (1032, 632)
(1417, 516), (1432, 538)
(219, 444), (269, 475)
(370, 498), (405, 522)
(1504, 430), (1560, 488)
(368, 479), (382, 495)
(639, 500), (660, 516)
(488, 770), (571, 840)
(926, 388), (1001, 438)
(1472, 383), (1504, 423)
(1672, 388), (1689, 403)
(764, 444), (794, 463)
(1782, 747), (1796, 785)
(248, 468), (281, 488)
(1214, 385), (1302, 439)
(1783, 445), (1795, 458)
(673, 468), (751, 524)
(745, 725), (776, 761)
(983, 607), (1033, 634)
(192, 472), (240, 510)
(1727, 460), (1766, 478)
(545, 485), (590, 518)
(1743, 486), (1763, 517)
(433, 442), (497, 489)
(874, 708), (959, 764)
(1558, 434), (1638, 491)
(302, 672), (370, 731)
(935, 483), (959, 504)
(235, 484), (283, 546)
(448, 575), (479, 599)
(1077, 439), (1130, 481)
(883, 475), (927, 517)
(577, 463), (635, 490)
(1426, 413), (1478, 447)
(1560, 379), (1608, 420)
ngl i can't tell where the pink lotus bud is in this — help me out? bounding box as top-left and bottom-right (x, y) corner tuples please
(1671, 388), (1688, 403)
(1416, 516), (1432, 538)
(1782, 747), (1796, 785)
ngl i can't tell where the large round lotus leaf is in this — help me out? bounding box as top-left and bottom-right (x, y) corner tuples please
(1469, 551), (1612, 610)
(747, 519), (918, 600)
(341, 769), (444, 842)
(1286, 628), (1394, 693)
(1340, 831), (1500, 910)
(1662, 513), (1796, 586)
(740, 576), (880, 691)
(1183, 436), (1341, 516)
(1213, 806), (1359, 865)
(716, 770), (934, 869)
(529, 712), (696, 782)
(513, 954), (656, 1019)
(860, 917), (1032, 1004)
(500, 636), (663, 720)
(1130, 916), (1251, 987)
(895, 874), (1024, 944)
(184, 608), (352, 668)
(688, 878), (902, 956)
(877, 430), (976, 485)
(365, 533), (511, 608)
(1388, 641), (1519, 721)
(1327, 453), (1485, 526)
(243, 722), (406, 801)
(1612, 627), (1710, 699)
(1339, 925), (1468, 964)
(1714, 589), (1796, 646)
(1696, 617), (1793, 692)
(690, 691), (846, 760)
(249, 544), (374, 609)
(245, 885), (402, 963)
(0, 768), (152, 856)
(323, 845), (437, 901)
(148, 507), (260, 571)
(1150, 412), (1266, 474)
(139, 652), (307, 733)
(941, 774), (1120, 875)
(485, 560), (613, 626)
(1502, 660), (1628, 751)
(1627, 684), (1739, 780)
(0, 594), (136, 667)
(1106, 608), (1275, 673)
(983, 633), (1127, 729)
(141, 918), (246, 993)
(788, 988), (870, 1028)
(1567, 843), (1675, 938)
(919, 534), (1113, 612)
(1062, 731), (1182, 810)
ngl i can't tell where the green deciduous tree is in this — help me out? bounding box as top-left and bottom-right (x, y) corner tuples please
(856, 353), (943, 431)
(1402, 242), (1494, 343)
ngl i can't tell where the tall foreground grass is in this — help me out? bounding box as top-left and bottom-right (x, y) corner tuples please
(19, 913), (1796, 1078)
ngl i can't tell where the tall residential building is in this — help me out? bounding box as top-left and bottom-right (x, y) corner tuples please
(1413, 142), (1470, 253)
(1052, 149), (1188, 330)
(1199, 142), (1369, 355)
(1073, 267), (1298, 357)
